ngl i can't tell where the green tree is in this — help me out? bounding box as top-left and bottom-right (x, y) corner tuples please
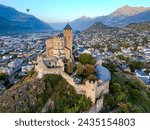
(107, 44), (119, 53)
(128, 61), (144, 72)
(116, 92), (126, 102)
(83, 74), (97, 83)
(77, 63), (84, 75)
(44, 74), (62, 89)
(111, 83), (121, 94)
(104, 94), (117, 110)
(99, 48), (104, 53)
(91, 44), (105, 49)
(83, 64), (96, 77)
(130, 89), (141, 100)
(147, 91), (150, 99)
(142, 37), (148, 45)
(0, 73), (7, 81)
(120, 42), (131, 48)
(118, 55), (125, 61)
(78, 53), (96, 65)
(0, 73), (9, 85)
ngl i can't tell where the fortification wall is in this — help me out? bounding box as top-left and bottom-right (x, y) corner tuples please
(61, 71), (97, 103)
(35, 55), (47, 72)
(76, 81), (97, 103)
(61, 71), (77, 87)
(88, 96), (104, 113)
(97, 81), (110, 97)
(35, 55), (63, 78)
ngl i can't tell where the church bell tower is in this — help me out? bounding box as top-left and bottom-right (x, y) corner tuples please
(64, 24), (72, 57)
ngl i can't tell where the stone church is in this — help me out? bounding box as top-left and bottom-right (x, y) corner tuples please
(45, 24), (73, 63)
(35, 24), (73, 76)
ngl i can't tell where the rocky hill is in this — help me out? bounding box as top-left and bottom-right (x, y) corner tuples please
(0, 72), (91, 113)
(83, 22), (118, 33)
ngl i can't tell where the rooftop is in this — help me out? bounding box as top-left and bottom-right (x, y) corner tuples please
(135, 69), (149, 77)
(64, 24), (72, 30)
(140, 77), (150, 85)
(96, 65), (111, 82)
(57, 33), (64, 38)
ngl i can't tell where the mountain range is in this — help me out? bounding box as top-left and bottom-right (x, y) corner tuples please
(51, 5), (150, 31)
(0, 4), (53, 33)
(0, 4), (150, 32)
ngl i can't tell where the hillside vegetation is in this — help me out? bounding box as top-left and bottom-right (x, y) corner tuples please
(0, 71), (91, 113)
(126, 22), (150, 31)
(103, 63), (150, 113)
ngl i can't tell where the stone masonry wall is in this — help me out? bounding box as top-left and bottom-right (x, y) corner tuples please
(61, 71), (97, 103)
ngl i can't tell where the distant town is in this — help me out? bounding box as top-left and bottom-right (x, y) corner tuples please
(74, 23), (150, 87)
(0, 32), (51, 92)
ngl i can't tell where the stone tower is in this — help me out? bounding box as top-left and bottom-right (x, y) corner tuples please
(64, 24), (72, 58)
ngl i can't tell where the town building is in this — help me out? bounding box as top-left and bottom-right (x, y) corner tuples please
(135, 69), (150, 87)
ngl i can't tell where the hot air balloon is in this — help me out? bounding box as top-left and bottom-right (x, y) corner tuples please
(26, 9), (30, 13)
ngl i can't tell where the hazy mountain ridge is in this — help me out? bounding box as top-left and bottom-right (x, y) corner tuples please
(51, 16), (95, 31)
(51, 5), (150, 30)
(0, 4), (53, 32)
(95, 5), (150, 27)
(0, 16), (27, 31)
(110, 5), (150, 17)
(101, 10), (150, 27)
(0, 4), (150, 31)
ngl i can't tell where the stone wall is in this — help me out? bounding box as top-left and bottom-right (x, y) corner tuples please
(35, 54), (63, 78)
(97, 81), (110, 97)
(61, 71), (76, 87)
(88, 96), (103, 113)
(61, 71), (97, 103)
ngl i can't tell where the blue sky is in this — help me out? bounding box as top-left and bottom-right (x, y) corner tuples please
(0, 0), (149, 23)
